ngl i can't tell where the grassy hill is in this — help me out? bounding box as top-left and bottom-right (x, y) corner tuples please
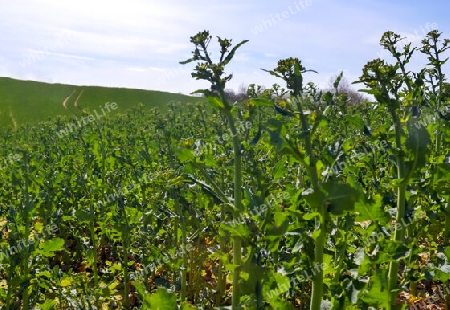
(0, 77), (200, 128)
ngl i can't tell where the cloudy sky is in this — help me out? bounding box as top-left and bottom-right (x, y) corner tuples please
(1, 0), (449, 95)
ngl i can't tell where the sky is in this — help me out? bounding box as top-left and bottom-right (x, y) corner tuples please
(1, 0), (450, 95)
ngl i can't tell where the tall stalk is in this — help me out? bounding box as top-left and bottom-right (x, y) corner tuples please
(386, 109), (407, 307)
(21, 150), (31, 310)
(222, 105), (243, 308)
(180, 30), (248, 308)
(357, 32), (415, 308)
(294, 93), (323, 309)
(263, 58), (326, 308)
(216, 204), (226, 305)
(122, 205), (130, 309)
(421, 31), (450, 249)
(294, 77), (323, 310)
(88, 203), (99, 307)
(174, 194), (188, 302)
(382, 33), (421, 301)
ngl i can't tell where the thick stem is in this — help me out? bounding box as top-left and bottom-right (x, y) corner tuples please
(445, 282), (450, 310)
(22, 153), (30, 310)
(306, 129), (324, 310)
(123, 239), (129, 308)
(387, 111), (407, 308)
(295, 97), (324, 309)
(122, 207), (131, 309)
(180, 214), (187, 302)
(310, 223), (325, 309)
(89, 204), (99, 308)
(445, 213), (450, 245)
(216, 204), (226, 305)
(224, 109), (243, 309)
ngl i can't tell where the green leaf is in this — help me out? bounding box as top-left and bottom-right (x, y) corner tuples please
(261, 69), (282, 78)
(263, 273), (291, 301)
(75, 210), (91, 223)
(302, 188), (324, 210)
(183, 174), (227, 205)
(343, 114), (364, 128)
(444, 247), (450, 260)
(181, 302), (198, 309)
(355, 194), (389, 223)
(334, 71), (344, 90)
(267, 129), (283, 148)
(223, 39), (249, 66)
(176, 148), (195, 163)
(323, 92), (333, 105)
(249, 126), (262, 146)
(148, 288), (178, 308)
(274, 105), (294, 116)
(179, 57), (196, 65)
(406, 120), (431, 169)
(190, 88), (209, 95)
(303, 211), (321, 221)
(248, 98), (273, 107)
(37, 300), (56, 310)
(38, 238), (65, 257)
(220, 221), (250, 238)
(360, 268), (390, 308)
(323, 181), (360, 215)
(272, 159), (287, 180)
(134, 283), (177, 309)
(274, 212), (288, 227)
(207, 95), (225, 109)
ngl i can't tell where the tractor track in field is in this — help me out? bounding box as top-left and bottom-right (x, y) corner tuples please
(74, 89), (84, 107)
(62, 89), (76, 109)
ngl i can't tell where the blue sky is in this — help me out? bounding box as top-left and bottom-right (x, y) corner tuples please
(1, 0), (449, 95)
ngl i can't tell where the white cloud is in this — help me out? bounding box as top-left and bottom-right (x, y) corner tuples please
(0, 0), (448, 95)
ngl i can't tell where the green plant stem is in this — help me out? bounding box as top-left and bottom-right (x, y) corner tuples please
(387, 111), (407, 308)
(22, 152), (30, 310)
(445, 214), (450, 245)
(217, 204), (226, 305)
(123, 208), (130, 309)
(295, 97), (324, 310)
(223, 108), (243, 309)
(445, 281), (450, 310)
(89, 204), (99, 308)
(180, 213), (188, 302)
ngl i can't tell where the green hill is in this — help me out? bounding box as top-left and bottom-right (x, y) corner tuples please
(0, 77), (200, 128)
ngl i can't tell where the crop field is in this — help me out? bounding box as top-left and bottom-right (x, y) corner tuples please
(0, 77), (197, 128)
(1, 29), (450, 310)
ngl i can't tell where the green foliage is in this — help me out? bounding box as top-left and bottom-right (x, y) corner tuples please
(0, 29), (449, 310)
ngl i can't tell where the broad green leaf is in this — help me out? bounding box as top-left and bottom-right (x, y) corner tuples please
(360, 268), (390, 308)
(248, 98), (273, 107)
(263, 273), (290, 301)
(220, 222), (250, 238)
(207, 95), (225, 109)
(355, 194), (389, 223)
(323, 181), (360, 215)
(302, 188), (324, 210)
(274, 212), (288, 227)
(176, 148), (195, 163)
(37, 300), (56, 310)
(343, 114), (364, 128)
(148, 288), (178, 309)
(445, 247), (450, 260)
(38, 238), (65, 257)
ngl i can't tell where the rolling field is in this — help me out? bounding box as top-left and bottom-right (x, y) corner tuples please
(0, 77), (199, 129)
